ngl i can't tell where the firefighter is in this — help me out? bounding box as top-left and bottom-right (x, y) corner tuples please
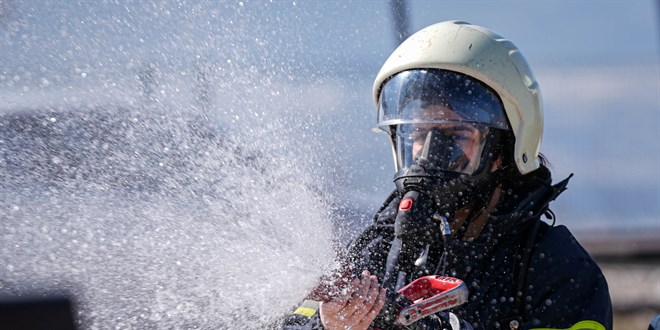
(281, 21), (612, 330)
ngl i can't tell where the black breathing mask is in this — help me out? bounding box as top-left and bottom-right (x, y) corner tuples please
(393, 125), (507, 219)
(377, 68), (513, 220)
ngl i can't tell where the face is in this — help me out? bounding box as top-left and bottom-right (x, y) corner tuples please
(408, 105), (486, 174)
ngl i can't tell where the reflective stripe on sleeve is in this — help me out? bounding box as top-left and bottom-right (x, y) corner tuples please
(293, 300), (320, 318)
(531, 320), (606, 330)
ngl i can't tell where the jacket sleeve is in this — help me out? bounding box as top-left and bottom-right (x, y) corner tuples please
(522, 226), (613, 330)
(279, 300), (324, 330)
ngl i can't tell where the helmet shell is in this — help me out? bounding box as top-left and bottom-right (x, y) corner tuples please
(373, 21), (543, 174)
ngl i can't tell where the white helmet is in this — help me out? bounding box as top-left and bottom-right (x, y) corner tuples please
(373, 21), (543, 175)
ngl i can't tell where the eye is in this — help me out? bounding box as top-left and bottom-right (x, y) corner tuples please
(411, 128), (429, 142)
(450, 124), (478, 140)
(453, 134), (469, 142)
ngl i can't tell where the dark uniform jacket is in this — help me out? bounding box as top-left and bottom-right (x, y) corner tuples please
(281, 167), (613, 330)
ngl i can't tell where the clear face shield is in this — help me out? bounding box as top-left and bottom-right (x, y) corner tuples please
(377, 69), (510, 176)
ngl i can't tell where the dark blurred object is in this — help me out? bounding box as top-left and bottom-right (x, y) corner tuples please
(0, 295), (77, 330)
(649, 314), (660, 330)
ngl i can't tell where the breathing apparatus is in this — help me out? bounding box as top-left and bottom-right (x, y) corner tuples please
(382, 69), (513, 222)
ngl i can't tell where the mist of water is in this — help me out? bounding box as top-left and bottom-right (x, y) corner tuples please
(0, 75), (346, 329)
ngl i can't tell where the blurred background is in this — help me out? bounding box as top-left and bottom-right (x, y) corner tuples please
(1, 0), (658, 328)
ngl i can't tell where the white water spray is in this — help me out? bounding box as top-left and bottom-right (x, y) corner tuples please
(0, 98), (341, 328)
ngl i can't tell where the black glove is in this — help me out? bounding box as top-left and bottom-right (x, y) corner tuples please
(407, 312), (473, 330)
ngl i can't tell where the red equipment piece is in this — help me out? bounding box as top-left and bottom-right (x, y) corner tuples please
(396, 275), (468, 326)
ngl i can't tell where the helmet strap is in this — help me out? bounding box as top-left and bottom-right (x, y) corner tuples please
(454, 183), (504, 240)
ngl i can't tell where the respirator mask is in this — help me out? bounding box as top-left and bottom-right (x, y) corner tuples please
(378, 69), (512, 219)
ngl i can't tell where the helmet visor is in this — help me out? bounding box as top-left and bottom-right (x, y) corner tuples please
(378, 69), (509, 174)
(377, 69), (509, 130)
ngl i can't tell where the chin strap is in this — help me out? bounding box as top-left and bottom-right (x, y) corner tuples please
(452, 164), (512, 240)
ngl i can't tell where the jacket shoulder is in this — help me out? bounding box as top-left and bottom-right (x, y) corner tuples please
(534, 224), (594, 262)
(529, 223), (607, 293)
(524, 223), (613, 329)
